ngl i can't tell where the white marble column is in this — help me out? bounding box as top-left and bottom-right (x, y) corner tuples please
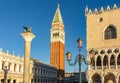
(16, 64), (19, 72)
(21, 65), (24, 73)
(30, 65), (32, 74)
(108, 57), (110, 69)
(102, 58), (103, 70)
(95, 58), (97, 70)
(116, 78), (119, 83)
(21, 29), (35, 83)
(101, 76), (104, 83)
(116, 56), (118, 69)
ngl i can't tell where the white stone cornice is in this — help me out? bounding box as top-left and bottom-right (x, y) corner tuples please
(51, 37), (65, 44)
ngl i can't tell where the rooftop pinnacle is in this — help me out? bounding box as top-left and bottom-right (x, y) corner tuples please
(52, 4), (63, 24)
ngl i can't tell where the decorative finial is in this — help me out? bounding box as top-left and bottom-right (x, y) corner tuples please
(107, 5), (111, 11)
(89, 9), (92, 14)
(58, 4), (60, 8)
(100, 6), (104, 12)
(85, 5), (89, 14)
(94, 8), (98, 13)
(113, 4), (117, 9)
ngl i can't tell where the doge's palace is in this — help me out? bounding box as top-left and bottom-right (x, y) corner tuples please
(86, 4), (120, 83)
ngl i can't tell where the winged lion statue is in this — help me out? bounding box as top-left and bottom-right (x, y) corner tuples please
(23, 26), (32, 32)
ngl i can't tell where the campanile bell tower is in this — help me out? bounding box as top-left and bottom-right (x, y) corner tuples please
(50, 4), (65, 82)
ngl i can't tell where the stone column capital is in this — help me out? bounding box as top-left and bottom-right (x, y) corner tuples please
(21, 32), (35, 42)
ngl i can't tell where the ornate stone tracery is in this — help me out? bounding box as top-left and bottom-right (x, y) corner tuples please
(87, 48), (120, 83)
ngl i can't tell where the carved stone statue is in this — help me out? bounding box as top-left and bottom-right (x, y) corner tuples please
(23, 26), (32, 32)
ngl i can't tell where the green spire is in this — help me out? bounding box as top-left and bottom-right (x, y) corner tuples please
(52, 4), (63, 23)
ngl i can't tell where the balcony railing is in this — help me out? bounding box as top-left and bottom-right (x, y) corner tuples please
(91, 65), (120, 70)
(97, 66), (102, 69)
(110, 65), (116, 69)
(103, 66), (109, 69)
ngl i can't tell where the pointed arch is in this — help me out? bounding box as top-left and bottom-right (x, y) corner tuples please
(105, 73), (116, 83)
(96, 56), (101, 66)
(103, 55), (108, 66)
(104, 25), (117, 39)
(117, 54), (120, 65)
(110, 55), (115, 66)
(92, 73), (101, 83)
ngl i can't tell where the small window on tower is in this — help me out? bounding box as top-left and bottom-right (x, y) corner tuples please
(53, 33), (59, 37)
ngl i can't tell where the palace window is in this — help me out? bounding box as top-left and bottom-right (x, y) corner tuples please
(19, 65), (21, 72)
(14, 64), (16, 71)
(104, 25), (117, 39)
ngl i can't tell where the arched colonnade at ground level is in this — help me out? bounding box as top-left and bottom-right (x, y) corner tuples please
(87, 72), (120, 83)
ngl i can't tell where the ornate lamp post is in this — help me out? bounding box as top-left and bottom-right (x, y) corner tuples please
(66, 38), (94, 83)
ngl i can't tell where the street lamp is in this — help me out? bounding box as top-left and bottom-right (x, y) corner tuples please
(4, 66), (8, 83)
(66, 38), (94, 83)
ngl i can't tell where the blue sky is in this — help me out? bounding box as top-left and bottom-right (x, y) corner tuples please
(0, 0), (120, 72)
